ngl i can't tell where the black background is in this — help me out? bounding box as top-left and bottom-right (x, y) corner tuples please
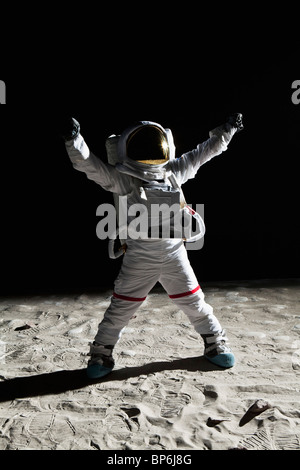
(1, 11), (299, 295)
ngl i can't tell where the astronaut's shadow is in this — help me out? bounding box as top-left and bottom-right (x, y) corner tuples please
(0, 355), (221, 402)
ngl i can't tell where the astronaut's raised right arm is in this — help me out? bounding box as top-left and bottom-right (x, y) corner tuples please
(62, 117), (128, 194)
(65, 134), (119, 192)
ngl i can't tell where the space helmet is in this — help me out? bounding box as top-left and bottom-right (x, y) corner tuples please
(119, 121), (175, 166)
(106, 121), (175, 171)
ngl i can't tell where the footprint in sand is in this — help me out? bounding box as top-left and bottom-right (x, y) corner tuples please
(237, 427), (300, 450)
(160, 391), (191, 418)
(26, 412), (76, 447)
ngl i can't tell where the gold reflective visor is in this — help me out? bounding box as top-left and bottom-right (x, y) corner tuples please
(137, 159), (168, 165)
(127, 125), (169, 164)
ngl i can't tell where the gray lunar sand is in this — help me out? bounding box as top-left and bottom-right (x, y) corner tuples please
(0, 279), (300, 450)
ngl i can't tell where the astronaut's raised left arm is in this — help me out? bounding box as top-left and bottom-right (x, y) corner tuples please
(169, 114), (243, 184)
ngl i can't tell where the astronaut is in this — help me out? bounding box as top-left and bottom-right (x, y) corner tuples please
(63, 114), (244, 379)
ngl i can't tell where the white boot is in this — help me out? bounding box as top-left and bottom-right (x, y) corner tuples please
(86, 343), (115, 379)
(201, 330), (235, 368)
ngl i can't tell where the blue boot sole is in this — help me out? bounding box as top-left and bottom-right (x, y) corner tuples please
(86, 364), (113, 379)
(205, 352), (235, 368)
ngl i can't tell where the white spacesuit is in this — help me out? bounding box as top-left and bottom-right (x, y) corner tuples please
(64, 115), (243, 379)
